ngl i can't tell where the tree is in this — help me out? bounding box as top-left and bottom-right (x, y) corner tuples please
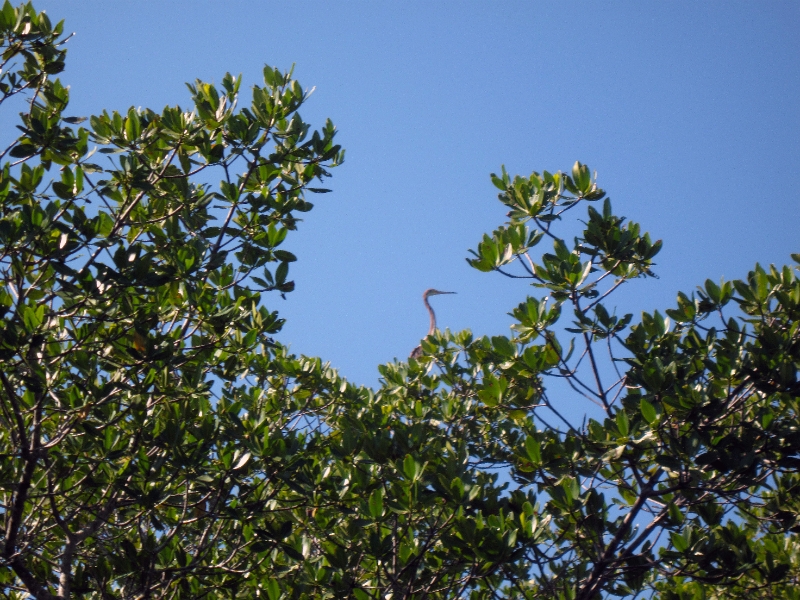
(1, 3), (348, 598)
(2, 2), (799, 599)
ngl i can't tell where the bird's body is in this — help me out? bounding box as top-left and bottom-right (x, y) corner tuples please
(410, 288), (455, 359)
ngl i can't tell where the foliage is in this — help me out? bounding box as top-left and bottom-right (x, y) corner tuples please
(2, 2), (799, 599)
(1, 2), (347, 598)
(455, 164), (800, 598)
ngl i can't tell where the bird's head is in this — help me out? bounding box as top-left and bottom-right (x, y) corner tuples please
(424, 289), (456, 298)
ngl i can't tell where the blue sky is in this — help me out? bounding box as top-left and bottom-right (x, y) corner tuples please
(33, 1), (800, 386)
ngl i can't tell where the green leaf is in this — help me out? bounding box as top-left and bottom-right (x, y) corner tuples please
(51, 181), (73, 199)
(524, 435), (542, 465)
(22, 304), (45, 330)
(670, 531), (688, 552)
(275, 262), (289, 284)
(616, 409), (629, 437)
(273, 250), (296, 263)
(265, 579), (281, 600)
(640, 399), (657, 424)
(571, 161), (591, 193)
(490, 173), (506, 190)
(403, 455), (420, 481)
(704, 279), (721, 303)
(368, 487), (384, 519)
(80, 162), (103, 173)
(124, 107), (141, 141)
(9, 143), (37, 158)
(96, 211), (115, 237)
(491, 335), (516, 357)
(450, 476), (465, 500)
(232, 451), (251, 470)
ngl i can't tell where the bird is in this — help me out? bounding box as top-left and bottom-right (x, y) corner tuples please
(410, 289), (456, 359)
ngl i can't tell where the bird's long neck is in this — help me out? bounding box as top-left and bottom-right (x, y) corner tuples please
(424, 295), (437, 336)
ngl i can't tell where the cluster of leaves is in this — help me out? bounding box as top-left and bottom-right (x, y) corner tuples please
(406, 162), (799, 598)
(279, 150), (799, 599)
(0, 2), (353, 598)
(2, 2), (799, 600)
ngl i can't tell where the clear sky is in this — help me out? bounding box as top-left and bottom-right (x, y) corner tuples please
(31, 1), (800, 386)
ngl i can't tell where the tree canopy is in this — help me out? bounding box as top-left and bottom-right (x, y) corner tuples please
(1, 2), (799, 599)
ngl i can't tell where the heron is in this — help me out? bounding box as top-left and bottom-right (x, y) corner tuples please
(410, 288), (456, 359)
